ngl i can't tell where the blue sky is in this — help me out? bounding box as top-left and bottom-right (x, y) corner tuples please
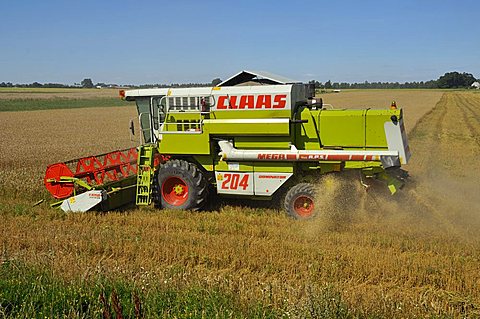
(0, 0), (478, 84)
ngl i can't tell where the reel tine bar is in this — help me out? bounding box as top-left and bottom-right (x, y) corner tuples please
(44, 147), (138, 199)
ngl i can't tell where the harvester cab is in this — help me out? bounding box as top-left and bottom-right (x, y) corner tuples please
(44, 71), (410, 219)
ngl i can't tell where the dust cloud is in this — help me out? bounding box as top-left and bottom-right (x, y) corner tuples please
(309, 93), (480, 242)
(311, 172), (480, 240)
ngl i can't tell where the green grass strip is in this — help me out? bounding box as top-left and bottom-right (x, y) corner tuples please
(0, 261), (280, 318)
(0, 98), (129, 112)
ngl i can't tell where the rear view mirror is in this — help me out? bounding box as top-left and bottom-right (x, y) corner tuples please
(129, 120), (135, 136)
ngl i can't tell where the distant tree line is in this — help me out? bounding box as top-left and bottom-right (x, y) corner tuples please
(135, 82), (211, 89)
(309, 72), (478, 90)
(0, 79), (211, 89)
(309, 79), (439, 89)
(0, 82), (72, 88)
(436, 72), (477, 88)
(1, 72), (477, 89)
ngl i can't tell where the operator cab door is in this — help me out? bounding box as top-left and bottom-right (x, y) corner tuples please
(152, 96), (166, 139)
(135, 96), (166, 144)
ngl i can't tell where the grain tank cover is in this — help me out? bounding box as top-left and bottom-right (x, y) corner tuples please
(218, 70), (300, 87)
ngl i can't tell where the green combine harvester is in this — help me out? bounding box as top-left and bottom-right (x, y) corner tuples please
(44, 71), (410, 219)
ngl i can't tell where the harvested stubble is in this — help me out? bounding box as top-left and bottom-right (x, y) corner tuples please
(1, 90), (480, 318)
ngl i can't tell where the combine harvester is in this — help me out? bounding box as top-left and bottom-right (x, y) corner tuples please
(44, 71), (410, 219)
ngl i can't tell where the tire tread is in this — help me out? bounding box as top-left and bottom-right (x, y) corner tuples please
(155, 159), (208, 210)
(283, 183), (316, 219)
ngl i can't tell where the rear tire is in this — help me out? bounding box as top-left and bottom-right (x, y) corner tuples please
(284, 183), (316, 220)
(156, 159), (208, 210)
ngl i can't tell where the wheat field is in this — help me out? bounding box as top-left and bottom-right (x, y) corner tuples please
(1, 89), (480, 318)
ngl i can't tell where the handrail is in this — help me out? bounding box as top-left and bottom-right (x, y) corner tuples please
(155, 94), (215, 135)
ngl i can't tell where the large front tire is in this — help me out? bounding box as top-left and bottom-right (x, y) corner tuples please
(156, 159), (208, 210)
(283, 183), (316, 220)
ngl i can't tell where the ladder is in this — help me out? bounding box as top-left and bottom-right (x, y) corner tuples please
(135, 144), (156, 205)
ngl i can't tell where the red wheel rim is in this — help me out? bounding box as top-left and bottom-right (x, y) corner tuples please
(161, 177), (188, 206)
(293, 195), (314, 217)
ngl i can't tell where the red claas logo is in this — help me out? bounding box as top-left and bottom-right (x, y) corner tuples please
(217, 94), (287, 109)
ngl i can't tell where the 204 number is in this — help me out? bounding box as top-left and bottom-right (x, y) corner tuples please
(221, 173), (249, 190)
